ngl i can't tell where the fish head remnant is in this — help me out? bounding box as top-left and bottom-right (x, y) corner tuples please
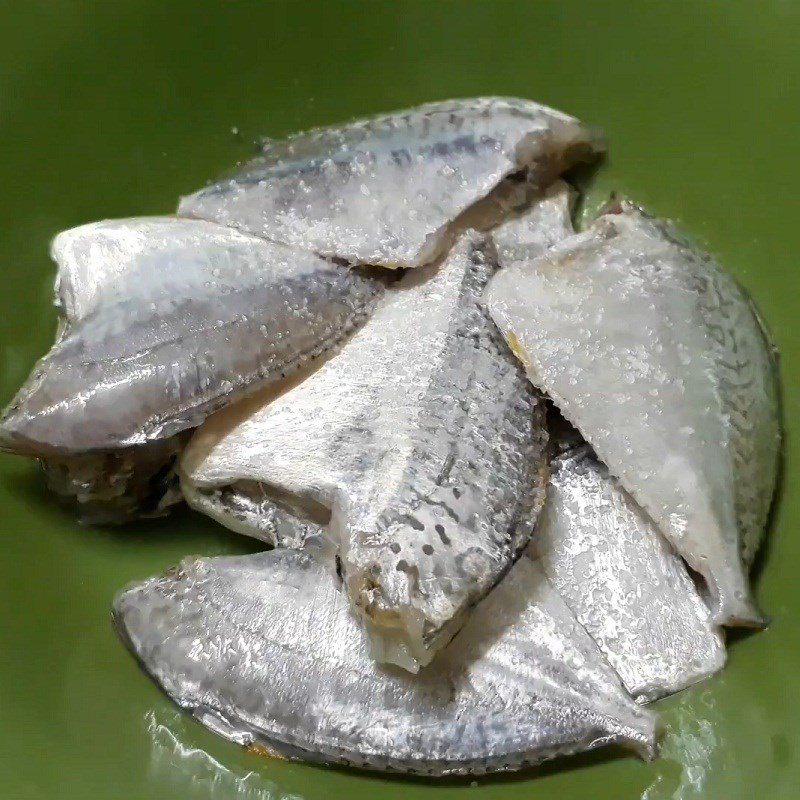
(41, 434), (187, 524)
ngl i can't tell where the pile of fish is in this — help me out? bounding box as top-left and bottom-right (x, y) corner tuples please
(0, 97), (780, 777)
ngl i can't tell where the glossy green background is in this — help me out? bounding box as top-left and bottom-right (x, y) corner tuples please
(0, 1), (797, 798)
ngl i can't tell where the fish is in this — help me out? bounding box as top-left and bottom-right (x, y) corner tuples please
(178, 97), (602, 268)
(49, 216), (278, 324)
(113, 547), (658, 776)
(491, 178), (576, 263)
(35, 223), (227, 521)
(485, 199), (781, 627)
(532, 419), (726, 702)
(40, 436), (186, 524)
(180, 234), (549, 671)
(0, 217), (386, 457)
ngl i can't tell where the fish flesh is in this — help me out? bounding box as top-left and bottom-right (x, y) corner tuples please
(178, 97), (602, 268)
(492, 189), (725, 699)
(181, 234), (549, 671)
(113, 548), (657, 776)
(0, 217), (386, 456)
(491, 179), (576, 263)
(35, 223), (228, 521)
(486, 200), (781, 627)
(532, 420), (725, 702)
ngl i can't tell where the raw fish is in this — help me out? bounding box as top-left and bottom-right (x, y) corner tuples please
(486, 200), (781, 627)
(178, 97), (602, 268)
(533, 421), (725, 702)
(0, 218), (386, 456)
(44, 222), (240, 520)
(491, 179), (576, 263)
(113, 548), (657, 776)
(181, 234), (548, 671)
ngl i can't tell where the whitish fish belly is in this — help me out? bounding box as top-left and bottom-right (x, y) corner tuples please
(49, 217), (276, 324)
(113, 548), (657, 776)
(0, 217), (385, 457)
(181, 234), (548, 671)
(178, 97), (602, 268)
(533, 421), (725, 702)
(486, 200), (781, 627)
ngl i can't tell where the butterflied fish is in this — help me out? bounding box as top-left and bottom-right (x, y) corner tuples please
(532, 420), (725, 702)
(178, 97), (602, 268)
(33, 222), (229, 521)
(486, 200), (781, 627)
(113, 548), (657, 776)
(181, 234), (548, 671)
(0, 217), (386, 456)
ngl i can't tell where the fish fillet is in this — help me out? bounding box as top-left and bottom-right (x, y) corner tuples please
(40, 221), (252, 520)
(113, 548), (657, 776)
(178, 97), (602, 268)
(181, 234), (548, 671)
(533, 421), (725, 702)
(0, 217), (385, 456)
(486, 200), (781, 627)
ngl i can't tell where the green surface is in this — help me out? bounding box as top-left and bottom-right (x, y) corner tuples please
(0, 1), (797, 798)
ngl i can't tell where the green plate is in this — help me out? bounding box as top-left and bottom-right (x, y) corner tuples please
(1, 2), (797, 798)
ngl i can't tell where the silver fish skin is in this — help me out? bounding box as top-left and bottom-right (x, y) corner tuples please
(533, 424), (725, 703)
(50, 217), (272, 324)
(38, 224), (226, 522)
(113, 548), (657, 776)
(485, 201), (781, 628)
(491, 179), (576, 263)
(181, 234), (548, 672)
(0, 217), (385, 457)
(177, 97), (602, 269)
(181, 179), (575, 542)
